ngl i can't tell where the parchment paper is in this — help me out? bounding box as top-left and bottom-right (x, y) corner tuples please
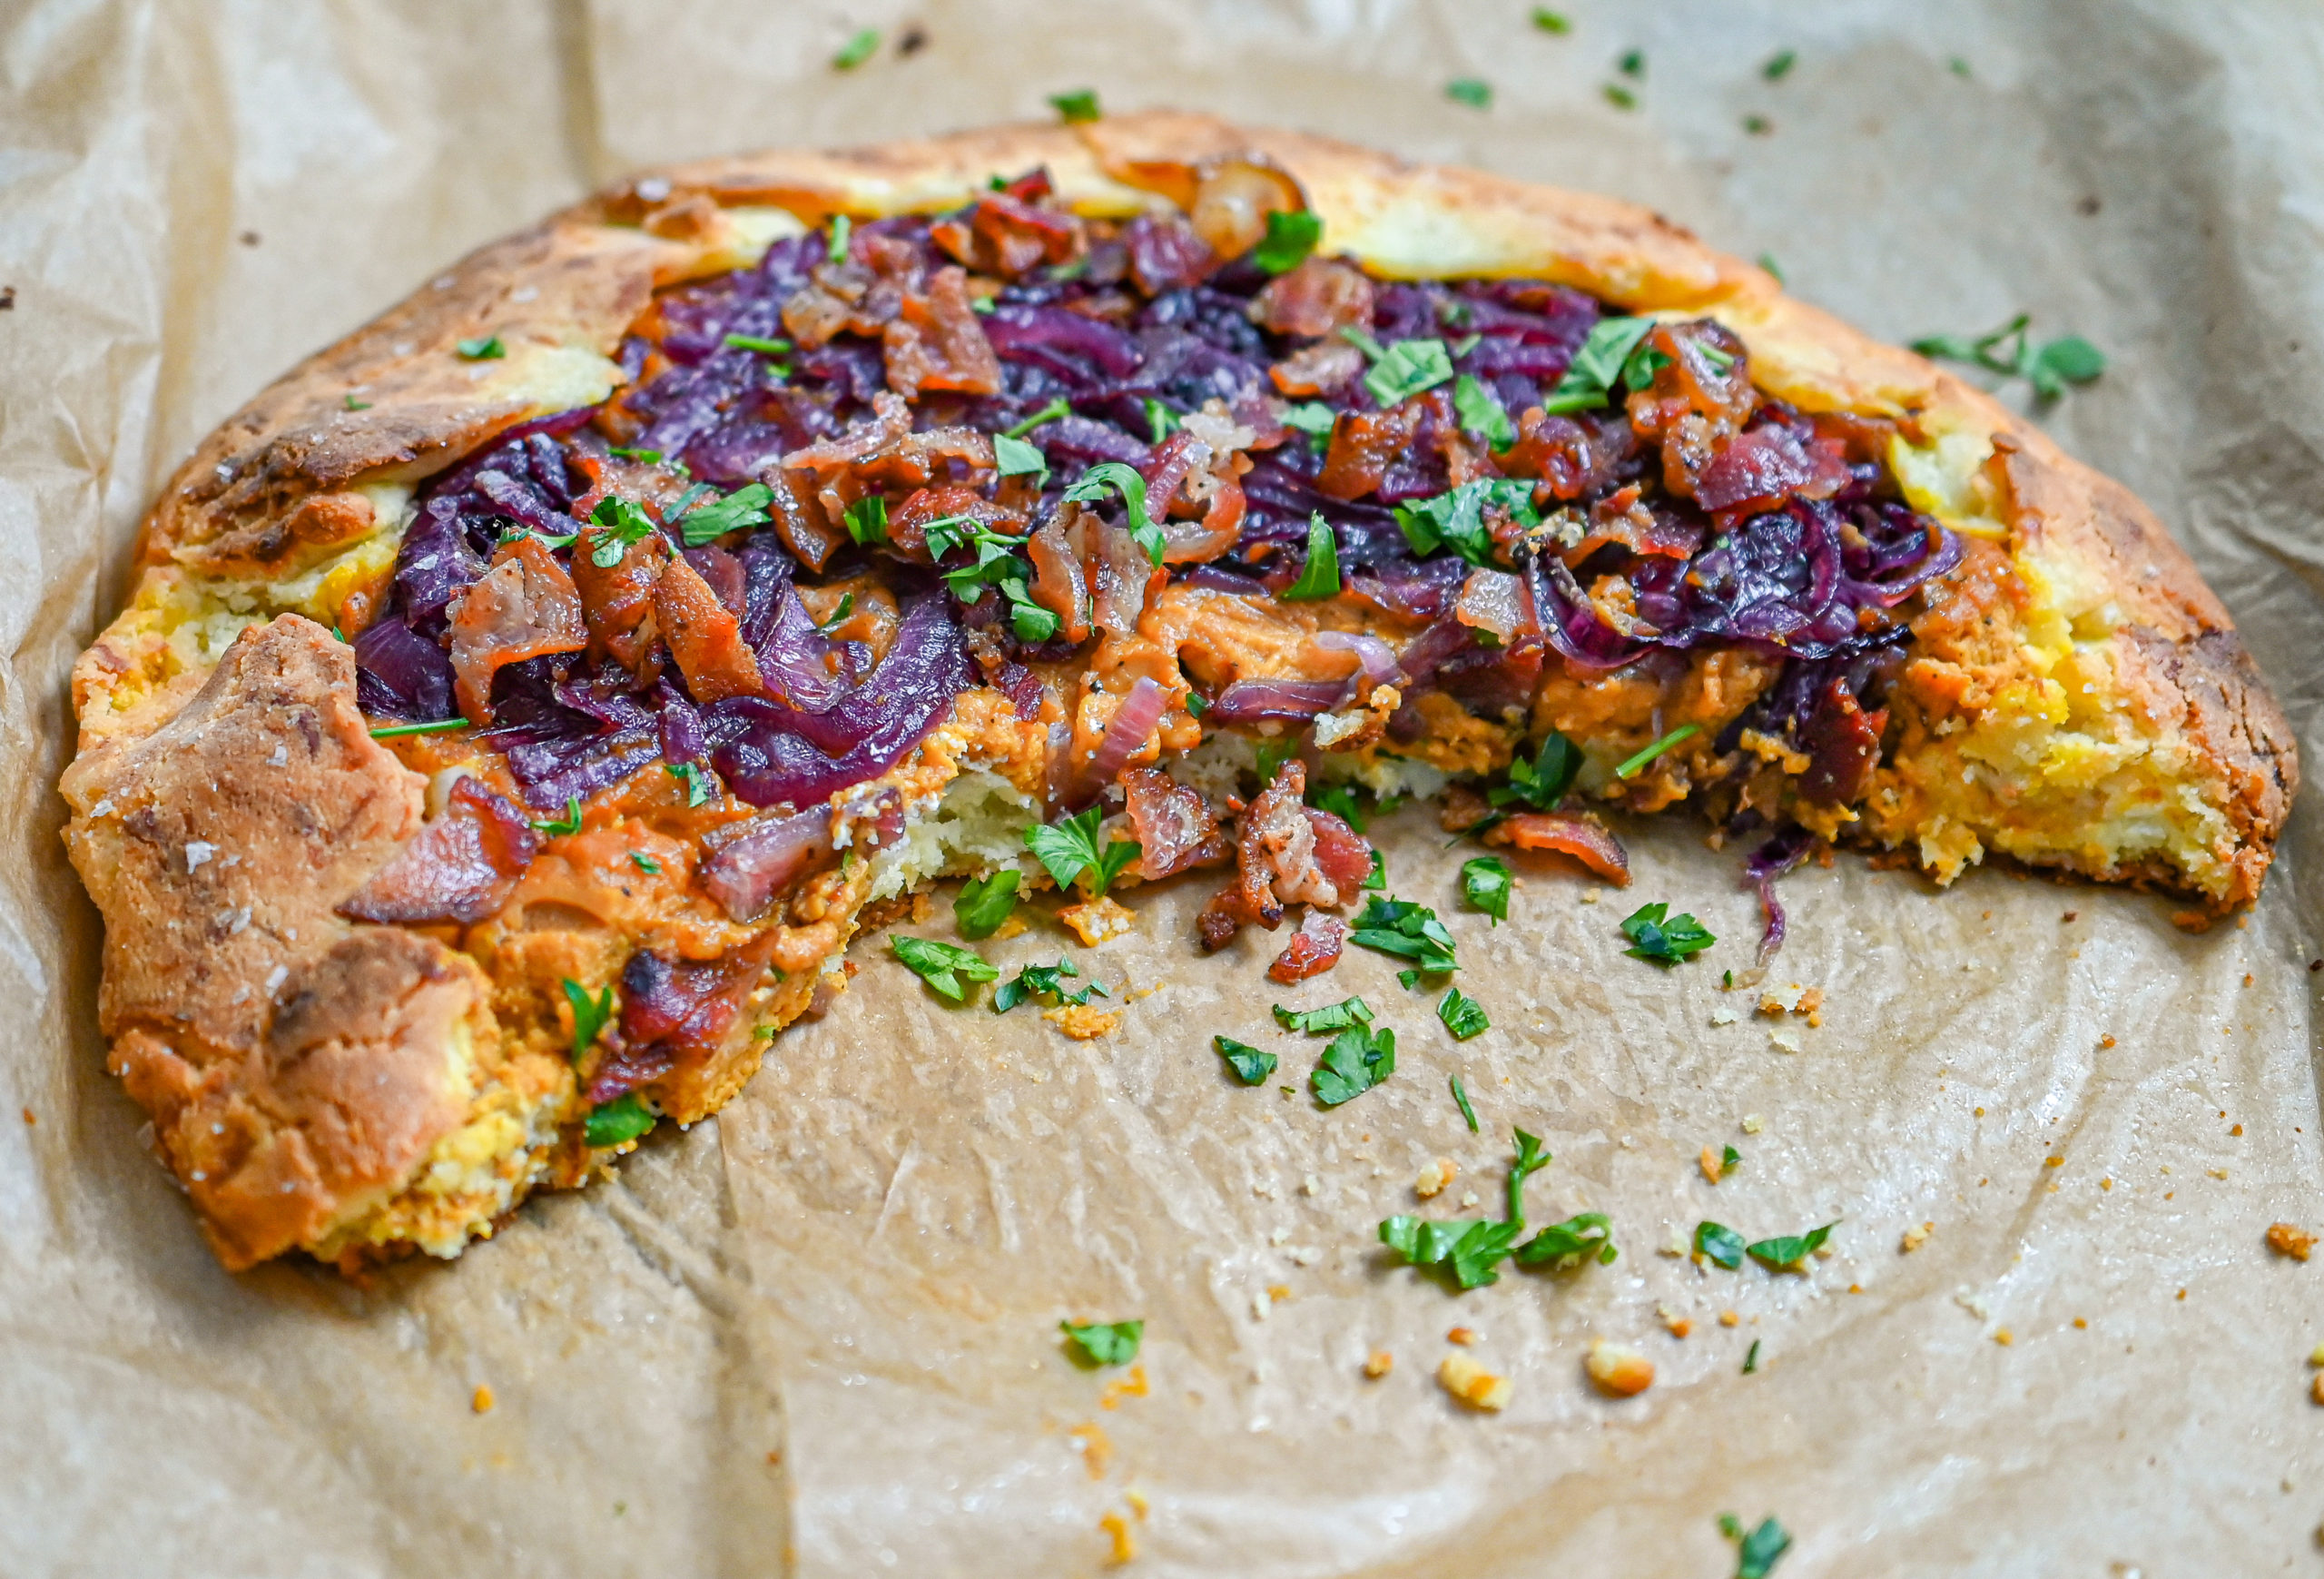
(6, 3), (2324, 1574)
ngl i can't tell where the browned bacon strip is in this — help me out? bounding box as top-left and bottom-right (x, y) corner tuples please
(447, 536), (586, 724)
(339, 776), (540, 925)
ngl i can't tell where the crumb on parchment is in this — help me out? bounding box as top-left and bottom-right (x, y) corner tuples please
(1044, 1003), (1122, 1039)
(2269, 1222), (2317, 1261)
(1100, 1510), (1135, 1565)
(1438, 1354), (1511, 1411)
(471, 1386), (494, 1414)
(1364, 1351), (1393, 1378)
(1446, 1326), (1478, 1346)
(1657, 1304), (1691, 1337)
(1060, 895), (1135, 946)
(1902, 1222), (1933, 1254)
(1415, 1159), (1457, 1199)
(1585, 1338), (1654, 1396)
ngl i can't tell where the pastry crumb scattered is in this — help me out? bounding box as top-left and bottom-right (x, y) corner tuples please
(1901, 1221), (1933, 1253)
(1059, 895), (1136, 945)
(1741, 1113), (1765, 1134)
(471, 1385), (494, 1414)
(1364, 1350), (1393, 1378)
(1657, 1303), (1691, 1337)
(1044, 1003), (1122, 1039)
(1446, 1326), (1478, 1346)
(1585, 1338), (1654, 1396)
(1437, 1354), (1512, 1411)
(1414, 1158), (1457, 1199)
(2268, 1222), (2316, 1261)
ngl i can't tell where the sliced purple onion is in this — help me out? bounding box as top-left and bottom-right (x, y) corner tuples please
(1078, 676), (1167, 799)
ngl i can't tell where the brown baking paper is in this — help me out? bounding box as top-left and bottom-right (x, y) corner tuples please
(6, 2), (2324, 1574)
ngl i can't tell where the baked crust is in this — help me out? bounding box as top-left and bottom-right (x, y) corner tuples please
(66, 112), (2296, 1268)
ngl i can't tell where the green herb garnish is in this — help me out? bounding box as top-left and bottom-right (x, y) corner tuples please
(1281, 514), (1342, 601)
(842, 495), (889, 545)
(663, 761), (714, 807)
(953, 870), (1021, 939)
(992, 431), (1049, 487)
(531, 795), (584, 836)
(1746, 1222), (1837, 1270)
(1721, 1144), (1741, 1177)
(1461, 855), (1513, 923)
(1061, 460), (1164, 565)
(1615, 722), (1699, 778)
(1450, 1072), (1480, 1132)
(891, 936), (1000, 1002)
(629, 852), (660, 874)
(584, 1093), (655, 1149)
(586, 494), (658, 567)
(1048, 88), (1101, 123)
(1761, 48), (1796, 80)
(1142, 399), (1179, 443)
(1280, 401), (1338, 449)
(608, 447), (664, 463)
(832, 25), (879, 69)
(1620, 902), (1716, 966)
(1694, 1220), (1746, 1269)
(1059, 1317), (1140, 1365)
(1757, 252), (1785, 285)
(1025, 805), (1141, 899)
(815, 593), (855, 632)
(1544, 316), (1655, 413)
(562, 979), (615, 1062)
(343, 394), (371, 410)
(1253, 209), (1323, 274)
(993, 958), (1107, 1013)
(1445, 77), (1492, 109)
(1722, 1515), (1793, 1578)
(825, 213), (852, 265)
(1742, 1338), (1761, 1374)
(1451, 372), (1515, 449)
(1363, 850), (1386, 891)
(1437, 985), (1491, 1041)
(1000, 396), (1070, 439)
(1349, 894), (1459, 974)
(456, 335), (505, 360)
(1911, 313), (2105, 400)
(1355, 335), (1455, 409)
(1393, 476), (1539, 567)
(1215, 1036), (1278, 1085)
(724, 332), (793, 357)
(367, 717), (466, 739)
(1272, 997), (1374, 1034)
(1531, 7), (1571, 33)
(1382, 1129), (1615, 1288)
(675, 481), (773, 547)
(1602, 82), (1638, 111)
(1310, 1023), (1396, 1106)
(922, 514), (1059, 642)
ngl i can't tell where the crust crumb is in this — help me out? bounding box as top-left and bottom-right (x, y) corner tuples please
(1657, 1303), (1691, 1337)
(1363, 1350), (1393, 1378)
(1059, 895), (1135, 945)
(1437, 1354), (1511, 1412)
(1446, 1326), (1478, 1346)
(1414, 1158), (1457, 1199)
(1585, 1338), (1654, 1396)
(1044, 1003), (1122, 1040)
(2267, 1222), (2316, 1262)
(1099, 1511), (1135, 1566)
(1902, 1221), (1933, 1253)
(471, 1385), (494, 1414)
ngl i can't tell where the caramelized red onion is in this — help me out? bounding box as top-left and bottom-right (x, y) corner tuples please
(699, 804), (832, 923)
(1080, 676), (1167, 796)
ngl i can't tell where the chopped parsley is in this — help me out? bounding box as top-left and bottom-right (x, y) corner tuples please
(455, 335), (505, 360)
(1721, 1515), (1793, 1579)
(1746, 1222), (1837, 1269)
(1437, 985), (1491, 1041)
(1061, 460), (1164, 565)
(842, 495), (889, 545)
(609, 445), (665, 463)
(1619, 48), (1645, 76)
(1452, 372), (1516, 449)
(1363, 849), (1387, 891)
(1253, 737), (1296, 786)
(629, 851), (660, 874)
(1214, 1036), (1277, 1085)
(1381, 1129), (1616, 1288)
(723, 331), (793, 357)
(1048, 88), (1101, 123)
(1911, 313), (2105, 400)
(1949, 55), (1973, 78)
(923, 514), (1058, 641)
(1309, 782), (1367, 831)
(1253, 208), (1323, 274)
(1530, 7), (1571, 33)
(992, 431), (1049, 487)
(587, 494), (658, 567)
(1142, 399), (1179, 443)
(342, 394), (371, 410)
(1059, 1317), (1140, 1365)
(584, 1093), (655, 1149)
(1000, 396), (1070, 438)
(1462, 855), (1513, 923)
(1620, 902), (1716, 965)
(1349, 894), (1459, 974)
(1355, 335), (1456, 409)
(831, 25), (880, 69)
(1721, 1144), (1742, 1176)
(1450, 1072), (1480, 1132)
(1544, 315), (1655, 413)
(1444, 77), (1492, 109)
(1281, 514), (1342, 600)
(992, 958), (1107, 1013)
(1492, 729), (1583, 815)
(675, 481), (773, 547)
(825, 213), (852, 265)
(1762, 48), (1797, 80)
(1602, 82), (1638, 111)
(1694, 1220), (1746, 1269)
(1025, 805), (1141, 899)
(1615, 722), (1699, 778)
(891, 936), (1000, 1002)
(367, 718), (466, 739)
(1514, 1210), (1618, 1268)
(953, 869), (1021, 939)
(665, 761), (714, 807)
(531, 795), (584, 836)
(1742, 1338), (1761, 1374)
(815, 592), (855, 632)
(561, 979), (615, 1061)
(1280, 401), (1338, 449)
(1393, 476), (1538, 567)
(1272, 997), (1374, 1035)
(1757, 252), (1786, 286)
(1310, 1023), (1396, 1106)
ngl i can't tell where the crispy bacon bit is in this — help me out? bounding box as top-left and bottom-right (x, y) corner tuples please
(653, 553), (764, 703)
(1625, 320), (1757, 498)
(1568, 486), (1702, 565)
(893, 484), (1023, 563)
(757, 468), (845, 572)
(780, 232), (921, 348)
(699, 804), (832, 923)
(1317, 391), (1443, 501)
(594, 933), (782, 1102)
(1250, 258), (1375, 339)
(1187, 158), (1304, 261)
(884, 264), (1002, 397)
(1267, 909), (1346, 983)
(1305, 807), (1375, 895)
(570, 528), (670, 668)
(1028, 518), (1092, 643)
(1122, 766), (1229, 880)
(1500, 409), (1637, 501)
(1797, 680), (1888, 805)
(338, 775), (539, 925)
(1199, 761), (1370, 948)
(1454, 567), (1529, 645)
(1085, 517), (1161, 639)
(1695, 421), (1850, 518)
(783, 391), (996, 538)
(1271, 338), (1364, 399)
(447, 536), (586, 724)
(931, 183), (1082, 278)
(1485, 810), (1631, 885)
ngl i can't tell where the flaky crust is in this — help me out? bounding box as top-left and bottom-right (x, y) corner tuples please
(69, 112), (2295, 1267)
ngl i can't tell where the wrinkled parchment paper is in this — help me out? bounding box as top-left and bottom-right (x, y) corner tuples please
(7, 2), (2324, 1573)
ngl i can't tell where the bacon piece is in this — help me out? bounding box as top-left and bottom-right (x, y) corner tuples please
(893, 484), (1023, 565)
(570, 528), (670, 669)
(1501, 409), (1637, 501)
(1694, 422), (1851, 518)
(1625, 320), (1758, 499)
(1161, 476), (1245, 564)
(884, 264), (1003, 397)
(653, 553), (764, 703)
(1485, 810), (1632, 886)
(931, 188), (1083, 278)
(1797, 681), (1889, 805)
(1267, 909), (1346, 983)
(591, 932), (782, 1103)
(1568, 486), (1703, 564)
(1305, 807), (1375, 895)
(1317, 391), (1443, 501)
(699, 804), (832, 923)
(760, 468), (845, 572)
(1085, 518), (1161, 639)
(1028, 518), (1091, 643)
(1122, 766), (1229, 881)
(781, 232), (921, 347)
(1251, 258), (1375, 339)
(447, 536), (586, 724)
(338, 776), (540, 925)
(1198, 761), (1367, 948)
(1271, 339), (1364, 398)
(783, 391), (996, 538)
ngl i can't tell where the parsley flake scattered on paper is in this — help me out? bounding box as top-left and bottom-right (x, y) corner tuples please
(1762, 48), (1797, 80)
(1445, 77), (1492, 110)
(1214, 1036), (1278, 1085)
(1049, 88), (1102, 123)
(1619, 48), (1645, 77)
(1721, 1144), (1742, 1177)
(891, 936), (1000, 1002)
(1757, 252), (1786, 285)
(1746, 1222), (1837, 1269)
(1380, 1128), (1616, 1289)
(665, 761), (714, 807)
(1025, 805), (1141, 900)
(1363, 849), (1387, 891)
(531, 795), (584, 836)
(831, 25), (879, 69)
(1281, 514), (1342, 600)
(1061, 460), (1164, 565)
(561, 979), (614, 1062)
(1461, 855), (1513, 923)
(1602, 82), (1638, 111)
(1621, 902), (1716, 965)
(953, 870), (1021, 940)
(1742, 1338), (1761, 1374)
(1059, 1318), (1141, 1366)
(584, 1093), (654, 1149)
(455, 335), (505, 360)
(1530, 7), (1571, 34)
(1437, 986), (1491, 1041)
(1310, 1024), (1396, 1106)
(1911, 313), (2105, 400)
(993, 958), (1106, 1013)
(1721, 1514), (1794, 1579)
(1253, 208), (1323, 275)
(1350, 894), (1459, 975)
(342, 394), (370, 410)
(1273, 997), (1374, 1035)
(1694, 1220), (1747, 1269)
(675, 481), (773, 547)
(1450, 1072), (1481, 1132)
